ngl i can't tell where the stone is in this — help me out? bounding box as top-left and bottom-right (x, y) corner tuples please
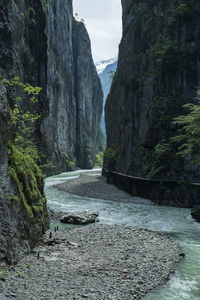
(60, 211), (99, 225)
(0, 0), (102, 264)
(191, 206), (200, 222)
(0, 0), (49, 265)
(0, 225), (184, 300)
(41, 0), (103, 175)
(105, 0), (200, 182)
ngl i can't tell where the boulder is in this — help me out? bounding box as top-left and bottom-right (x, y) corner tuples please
(60, 211), (99, 225)
(191, 206), (200, 222)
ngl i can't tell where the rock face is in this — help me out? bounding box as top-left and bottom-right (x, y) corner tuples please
(0, 0), (102, 263)
(72, 20), (103, 169)
(60, 211), (99, 225)
(105, 0), (200, 182)
(191, 206), (200, 222)
(41, 0), (103, 174)
(96, 59), (118, 141)
(0, 0), (49, 264)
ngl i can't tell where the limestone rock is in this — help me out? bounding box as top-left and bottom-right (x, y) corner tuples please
(0, 0), (102, 264)
(60, 211), (99, 224)
(40, 0), (103, 175)
(0, 0), (49, 264)
(105, 0), (200, 182)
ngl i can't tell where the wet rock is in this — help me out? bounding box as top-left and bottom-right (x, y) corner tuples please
(48, 208), (66, 222)
(60, 211), (99, 225)
(191, 206), (200, 222)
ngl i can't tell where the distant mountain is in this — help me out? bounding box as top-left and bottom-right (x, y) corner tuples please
(96, 58), (118, 142)
(96, 58), (118, 74)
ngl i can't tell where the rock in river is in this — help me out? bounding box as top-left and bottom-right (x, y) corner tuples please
(191, 206), (200, 222)
(60, 211), (99, 225)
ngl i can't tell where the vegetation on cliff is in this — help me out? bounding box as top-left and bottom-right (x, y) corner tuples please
(171, 90), (200, 169)
(1, 77), (49, 242)
(105, 0), (200, 182)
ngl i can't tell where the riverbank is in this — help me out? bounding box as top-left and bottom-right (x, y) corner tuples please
(55, 169), (141, 202)
(0, 224), (184, 300)
(0, 170), (186, 299)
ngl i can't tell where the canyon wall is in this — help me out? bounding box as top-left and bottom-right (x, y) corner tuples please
(0, 0), (49, 264)
(0, 0), (102, 263)
(96, 59), (118, 142)
(41, 0), (103, 174)
(105, 0), (200, 182)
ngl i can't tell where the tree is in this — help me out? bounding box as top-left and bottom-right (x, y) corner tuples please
(171, 90), (200, 165)
(1, 77), (42, 160)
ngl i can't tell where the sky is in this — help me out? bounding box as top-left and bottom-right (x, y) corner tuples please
(73, 0), (122, 63)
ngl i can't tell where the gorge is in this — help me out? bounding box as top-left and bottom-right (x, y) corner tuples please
(105, 0), (200, 207)
(0, 0), (200, 299)
(0, 0), (102, 264)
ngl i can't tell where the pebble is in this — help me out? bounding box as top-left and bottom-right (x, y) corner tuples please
(0, 224), (184, 300)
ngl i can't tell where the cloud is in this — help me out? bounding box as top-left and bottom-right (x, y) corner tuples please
(73, 0), (122, 62)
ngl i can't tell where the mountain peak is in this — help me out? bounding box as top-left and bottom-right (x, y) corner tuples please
(95, 58), (118, 74)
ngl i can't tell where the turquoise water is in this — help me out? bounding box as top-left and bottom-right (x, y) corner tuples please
(45, 170), (200, 300)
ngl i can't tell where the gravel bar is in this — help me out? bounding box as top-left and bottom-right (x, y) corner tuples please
(0, 224), (184, 300)
(55, 170), (140, 202)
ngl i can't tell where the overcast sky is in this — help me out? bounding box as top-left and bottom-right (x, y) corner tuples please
(73, 0), (122, 63)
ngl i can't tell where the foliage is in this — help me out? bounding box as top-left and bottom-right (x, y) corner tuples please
(104, 147), (119, 170)
(40, 0), (53, 19)
(84, 140), (93, 168)
(171, 91), (200, 163)
(142, 141), (177, 178)
(28, 6), (35, 15)
(150, 36), (183, 72)
(41, 0), (50, 12)
(146, 90), (200, 178)
(175, 3), (192, 18)
(95, 152), (104, 167)
(1, 77), (47, 221)
(64, 152), (76, 170)
(2, 77), (41, 149)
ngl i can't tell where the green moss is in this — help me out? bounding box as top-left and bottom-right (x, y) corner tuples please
(0, 271), (9, 281)
(40, 0), (52, 16)
(31, 18), (36, 25)
(28, 6), (35, 15)
(10, 194), (20, 205)
(8, 142), (46, 219)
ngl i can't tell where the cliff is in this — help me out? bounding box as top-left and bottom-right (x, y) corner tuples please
(96, 59), (118, 142)
(0, 0), (102, 263)
(0, 0), (49, 264)
(40, 1), (103, 174)
(72, 20), (103, 168)
(105, 0), (200, 182)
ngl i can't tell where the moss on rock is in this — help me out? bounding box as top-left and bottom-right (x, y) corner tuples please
(7, 142), (49, 247)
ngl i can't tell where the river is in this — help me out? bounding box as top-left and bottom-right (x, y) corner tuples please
(45, 169), (200, 300)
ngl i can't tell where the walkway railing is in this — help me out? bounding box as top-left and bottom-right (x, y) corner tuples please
(103, 169), (200, 208)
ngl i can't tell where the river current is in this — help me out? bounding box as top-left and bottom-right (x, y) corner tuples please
(45, 169), (200, 300)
